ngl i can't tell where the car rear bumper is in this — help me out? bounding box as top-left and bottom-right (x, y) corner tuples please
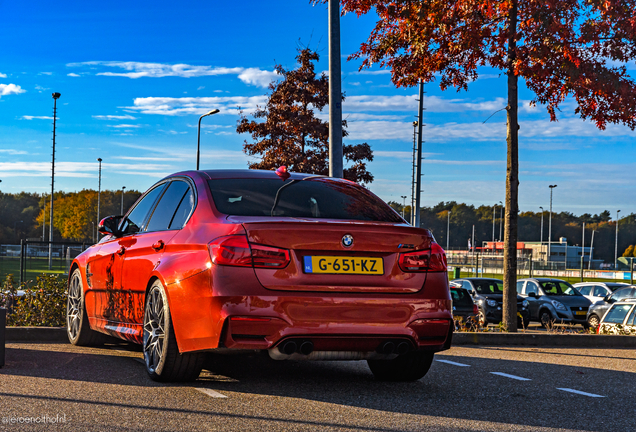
(167, 267), (453, 354)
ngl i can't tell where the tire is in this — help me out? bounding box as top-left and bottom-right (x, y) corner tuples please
(67, 268), (107, 346)
(143, 280), (204, 382)
(478, 311), (488, 328)
(539, 310), (553, 328)
(588, 315), (600, 329)
(367, 352), (434, 382)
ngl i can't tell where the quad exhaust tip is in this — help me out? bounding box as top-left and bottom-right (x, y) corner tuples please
(380, 340), (411, 355)
(279, 339), (314, 356)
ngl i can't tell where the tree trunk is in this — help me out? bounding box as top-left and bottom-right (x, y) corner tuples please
(503, 0), (519, 332)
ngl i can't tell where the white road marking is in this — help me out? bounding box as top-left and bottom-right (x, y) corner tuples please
(490, 372), (531, 381)
(435, 359), (471, 367)
(557, 388), (605, 398)
(195, 388), (228, 399)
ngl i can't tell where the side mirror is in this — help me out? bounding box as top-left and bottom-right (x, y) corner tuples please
(98, 215), (123, 237)
(528, 292), (537, 298)
(603, 295), (611, 303)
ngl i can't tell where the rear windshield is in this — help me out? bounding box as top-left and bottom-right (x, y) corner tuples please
(208, 178), (403, 222)
(450, 288), (474, 307)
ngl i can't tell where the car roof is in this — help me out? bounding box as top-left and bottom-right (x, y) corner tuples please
(191, 169), (329, 181)
(520, 278), (566, 282)
(455, 278), (503, 282)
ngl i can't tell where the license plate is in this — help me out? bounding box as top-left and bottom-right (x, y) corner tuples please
(303, 256), (383, 275)
(575, 311), (586, 316)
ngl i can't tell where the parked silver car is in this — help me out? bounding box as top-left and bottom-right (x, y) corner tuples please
(516, 278), (591, 329)
(573, 282), (629, 303)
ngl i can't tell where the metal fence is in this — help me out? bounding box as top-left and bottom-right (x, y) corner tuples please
(0, 240), (90, 284)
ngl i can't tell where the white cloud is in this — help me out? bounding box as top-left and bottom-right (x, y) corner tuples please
(354, 70), (391, 75)
(0, 73), (7, 78)
(125, 95), (268, 116)
(67, 73), (80, 77)
(346, 117), (635, 142)
(107, 124), (142, 128)
(67, 61), (279, 87)
(39, 72), (53, 75)
(93, 114), (137, 120)
(197, 86), (205, 90)
(0, 161), (169, 178)
(374, 151), (442, 160)
(0, 83), (26, 97)
(344, 95), (507, 113)
(237, 68), (279, 87)
(21, 115), (53, 120)
(0, 149), (28, 155)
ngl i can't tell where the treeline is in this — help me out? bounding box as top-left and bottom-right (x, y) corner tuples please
(0, 190), (141, 244)
(390, 201), (635, 264)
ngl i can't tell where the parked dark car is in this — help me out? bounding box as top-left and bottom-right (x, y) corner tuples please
(586, 286), (636, 328)
(449, 285), (478, 330)
(451, 278), (530, 328)
(516, 278), (592, 328)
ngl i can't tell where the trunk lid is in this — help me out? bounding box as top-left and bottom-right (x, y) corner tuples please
(239, 219), (433, 293)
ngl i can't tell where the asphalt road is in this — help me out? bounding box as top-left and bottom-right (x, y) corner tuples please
(1, 342), (635, 431)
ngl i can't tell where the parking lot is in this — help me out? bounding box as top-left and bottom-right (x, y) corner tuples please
(1, 342), (635, 431)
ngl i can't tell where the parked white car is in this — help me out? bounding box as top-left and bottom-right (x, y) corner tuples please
(597, 300), (636, 335)
(573, 282), (630, 303)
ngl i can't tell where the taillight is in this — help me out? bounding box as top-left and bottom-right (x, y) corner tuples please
(209, 235), (290, 269)
(473, 304), (479, 315)
(251, 244), (290, 268)
(398, 242), (447, 272)
(209, 235), (252, 267)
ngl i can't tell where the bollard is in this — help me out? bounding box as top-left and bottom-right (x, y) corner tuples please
(0, 307), (6, 368)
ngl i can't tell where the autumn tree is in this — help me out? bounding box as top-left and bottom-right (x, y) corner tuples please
(237, 48), (374, 184)
(338, 0), (636, 331)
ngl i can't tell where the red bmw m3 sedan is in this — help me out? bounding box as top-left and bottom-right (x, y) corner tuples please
(66, 169), (452, 382)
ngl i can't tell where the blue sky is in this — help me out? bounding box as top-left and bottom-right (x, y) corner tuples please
(1, 0), (635, 217)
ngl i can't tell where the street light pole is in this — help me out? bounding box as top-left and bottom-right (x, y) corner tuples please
(121, 186), (126, 214)
(97, 158), (102, 229)
(492, 204), (496, 247)
(197, 109), (220, 170)
(589, 230), (595, 270)
(447, 210), (451, 251)
(328, 0), (343, 179)
(615, 209), (621, 270)
(548, 185), (557, 267)
(411, 121), (418, 226)
(498, 200), (503, 242)
(48, 92), (61, 270)
(400, 195), (407, 218)
(539, 206), (544, 244)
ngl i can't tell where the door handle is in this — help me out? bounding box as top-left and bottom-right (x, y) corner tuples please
(152, 240), (165, 251)
(117, 246), (126, 256)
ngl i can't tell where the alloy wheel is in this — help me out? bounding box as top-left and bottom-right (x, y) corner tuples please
(143, 286), (166, 374)
(66, 272), (82, 341)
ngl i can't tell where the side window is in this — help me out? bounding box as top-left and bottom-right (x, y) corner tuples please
(628, 307), (636, 326)
(516, 281), (525, 294)
(526, 282), (539, 296)
(461, 281), (472, 291)
(169, 188), (195, 229)
(593, 286), (607, 297)
(578, 286), (591, 296)
(120, 184), (167, 235)
(146, 181), (191, 232)
(603, 304), (633, 324)
(611, 289), (631, 302)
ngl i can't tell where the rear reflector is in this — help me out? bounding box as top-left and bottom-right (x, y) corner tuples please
(209, 235), (290, 269)
(398, 242), (447, 272)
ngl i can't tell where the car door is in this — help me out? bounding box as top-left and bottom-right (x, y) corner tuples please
(94, 183), (167, 325)
(524, 281), (542, 319)
(120, 179), (194, 325)
(591, 285), (609, 303)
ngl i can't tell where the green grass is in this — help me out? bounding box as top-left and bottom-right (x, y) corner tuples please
(0, 256), (67, 285)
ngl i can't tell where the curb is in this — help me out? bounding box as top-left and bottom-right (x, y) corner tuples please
(4, 327), (636, 348)
(6, 327), (68, 342)
(453, 332), (636, 348)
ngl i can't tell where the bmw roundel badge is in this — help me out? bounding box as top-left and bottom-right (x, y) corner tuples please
(342, 234), (354, 248)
